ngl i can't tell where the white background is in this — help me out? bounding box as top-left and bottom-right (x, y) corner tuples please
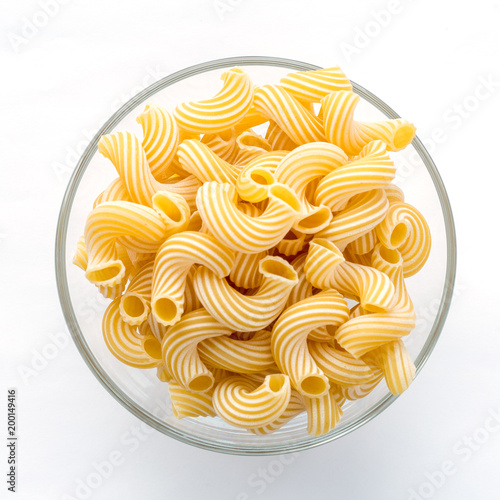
(1, 0), (500, 499)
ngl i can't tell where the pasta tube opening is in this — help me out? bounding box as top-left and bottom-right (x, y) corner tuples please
(269, 184), (301, 212)
(390, 223), (409, 248)
(154, 297), (179, 324)
(250, 169), (274, 186)
(86, 261), (124, 285)
(296, 206), (332, 231)
(143, 336), (162, 360)
(188, 374), (214, 393)
(152, 192), (184, 223)
(121, 294), (148, 323)
(392, 123), (415, 150)
(379, 245), (401, 265)
(300, 375), (329, 397)
(260, 257), (298, 282)
(267, 374), (287, 393)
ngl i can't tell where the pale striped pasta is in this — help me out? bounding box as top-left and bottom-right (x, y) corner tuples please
(308, 340), (376, 386)
(196, 181), (301, 253)
(321, 91), (416, 155)
(194, 255), (298, 332)
(316, 189), (388, 250)
(265, 121), (298, 151)
(251, 390), (305, 435)
(161, 308), (233, 392)
(177, 139), (241, 184)
(76, 64), (430, 436)
(198, 329), (275, 374)
(271, 290), (349, 397)
(376, 201), (431, 276)
(315, 140), (396, 212)
(168, 381), (217, 419)
(280, 66), (352, 103)
(254, 85), (326, 145)
(302, 386), (343, 436)
(98, 131), (200, 210)
(102, 298), (161, 368)
(201, 127), (239, 163)
(119, 260), (154, 326)
(151, 231), (235, 326)
(274, 142), (348, 234)
(84, 201), (168, 287)
(136, 104), (179, 181)
(174, 67), (254, 134)
(236, 151), (286, 203)
(212, 374), (291, 429)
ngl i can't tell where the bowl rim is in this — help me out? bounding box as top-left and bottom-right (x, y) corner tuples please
(55, 55), (457, 455)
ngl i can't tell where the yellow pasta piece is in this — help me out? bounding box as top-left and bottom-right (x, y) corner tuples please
(119, 261), (154, 326)
(229, 249), (268, 289)
(198, 329), (275, 374)
(275, 229), (309, 257)
(201, 127), (239, 163)
(136, 104), (179, 181)
(265, 121), (298, 151)
(84, 201), (170, 287)
(102, 298), (160, 369)
(251, 390), (305, 435)
(315, 140), (396, 212)
(233, 129), (271, 166)
(194, 255), (298, 332)
(93, 177), (131, 208)
(280, 66), (352, 103)
(302, 386), (343, 436)
(308, 340), (376, 386)
(98, 131), (200, 211)
(346, 228), (379, 256)
(321, 91), (416, 156)
(177, 139), (241, 184)
(236, 151), (287, 203)
(174, 67), (254, 134)
(376, 201), (431, 276)
(196, 181), (301, 253)
(334, 245), (416, 358)
(254, 85), (326, 145)
(73, 235), (88, 271)
(316, 189), (388, 250)
(271, 290), (349, 398)
(305, 239), (395, 312)
(168, 381), (216, 419)
(161, 308), (233, 392)
(184, 267), (203, 314)
(151, 231), (235, 326)
(212, 374), (291, 429)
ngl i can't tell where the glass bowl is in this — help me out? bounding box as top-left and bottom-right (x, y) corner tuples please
(55, 56), (456, 455)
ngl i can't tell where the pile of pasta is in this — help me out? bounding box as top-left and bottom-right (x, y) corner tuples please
(74, 65), (431, 437)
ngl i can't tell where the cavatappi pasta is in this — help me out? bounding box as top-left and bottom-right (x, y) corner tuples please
(75, 64), (430, 437)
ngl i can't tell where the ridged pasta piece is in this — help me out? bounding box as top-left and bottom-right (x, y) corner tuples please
(316, 189), (388, 250)
(334, 245), (416, 358)
(212, 374), (291, 429)
(229, 249), (268, 289)
(340, 372), (384, 400)
(271, 290), (349, 398)
(161, 308), (233, 392)
(73, 235), (88, 271)
(102, 299), (161, 368)
(198, 329), (275, 374)
(286, 253), (312, 307)
(280, 66), (352, 103)
(251, 390), (305, 435)
(315, 140), (396, 212)
(136, 104), (179, 181)
(201, 127), (239, 163)
(119, 261), (154, 326)
(151, 231), (235, 326)
(194, 255), (298, 332)
(275, 142), (348, 234)
(275, 229), (308, 256)
(265, 121), (298, 151)
(177, 139), (241, 184)
(184, 267), (203, 314)
(111, 189), (191, 256)
(254, 85), (326, 145)
(98, 131), (201, 211)
(174, 67), (254, 134)
(84, 201), (169, 287)
(93, 177), (131, 208)
(347, 228), (378, 256)
(156, 364), (172, 382)
(308, 340), (376, 386)
(305, 239), (395, 312)
(233, 130), (271, 165)
(233, 105), (269, 134)
(301, 386), (343, 436)
(376, 202), (431, 276)
(169, 381), (216, 418)
(97, 282), (126, 300)
(384, 183), (405, 203)
(321, 91), (416, 156)
(196, 181), (301, 253)
(363, 339), (415, 395)
(236, 151), (287, 203)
